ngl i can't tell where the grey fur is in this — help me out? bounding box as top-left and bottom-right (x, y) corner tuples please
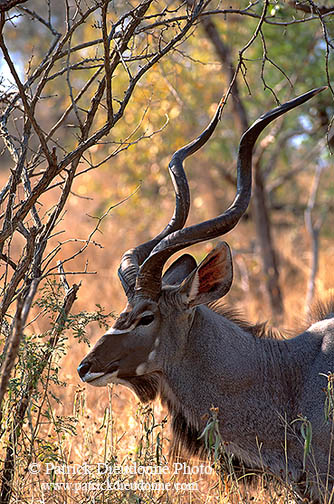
(78, 88), (331, 502)
(78, 250), (334, 503)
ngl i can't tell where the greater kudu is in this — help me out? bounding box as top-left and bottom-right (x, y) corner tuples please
(78, 87), (332, 502)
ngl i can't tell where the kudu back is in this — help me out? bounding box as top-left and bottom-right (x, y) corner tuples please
(78, 87), (332, 502)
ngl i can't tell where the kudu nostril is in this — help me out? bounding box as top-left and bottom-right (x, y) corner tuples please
(77, 361), (91, 379)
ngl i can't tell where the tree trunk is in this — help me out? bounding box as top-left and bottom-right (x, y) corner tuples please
(253, 160), (284, 319)
(201, 16), (284, 321)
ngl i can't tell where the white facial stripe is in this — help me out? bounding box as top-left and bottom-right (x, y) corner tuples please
(154, 337), (160, 348)
(136, 363), (147, 375)
(105, 311), (155, 336)
(105, 324), (136, 336)
(120, 304), (132, 315)
(148, 350), (156, 361)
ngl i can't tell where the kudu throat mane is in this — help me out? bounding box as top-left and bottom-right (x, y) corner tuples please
(78, 87), (332, 502)
(127, 297), (334, 459)
(125, 305), (285, 458)
(126, 371), (205, 457)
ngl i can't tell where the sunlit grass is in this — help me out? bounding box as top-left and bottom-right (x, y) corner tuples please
(1, 167), (334, 503)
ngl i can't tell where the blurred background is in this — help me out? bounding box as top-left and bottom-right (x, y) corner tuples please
(0, 0), (333, 502)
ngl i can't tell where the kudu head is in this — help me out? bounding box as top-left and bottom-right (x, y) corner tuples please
(78, 87), (326, 396)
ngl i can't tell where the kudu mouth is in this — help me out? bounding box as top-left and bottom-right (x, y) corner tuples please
(76, 87), (331, 500)
(78, 86), (327, 390)
(77, 359), (120, 384)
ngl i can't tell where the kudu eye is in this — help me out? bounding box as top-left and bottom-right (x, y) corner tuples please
(138, 314), (154, 326)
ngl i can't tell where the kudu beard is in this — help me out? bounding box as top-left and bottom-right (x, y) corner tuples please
(78, 86), (332, 503)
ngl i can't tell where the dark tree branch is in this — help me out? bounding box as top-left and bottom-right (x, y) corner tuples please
(0, 278), (80, 503)
(197, 4), (284, 320)
(289, 0), (334, 15)
(0, 0), (27, 13)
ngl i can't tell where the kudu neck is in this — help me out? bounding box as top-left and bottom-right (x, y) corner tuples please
(163, 305), (315, 427)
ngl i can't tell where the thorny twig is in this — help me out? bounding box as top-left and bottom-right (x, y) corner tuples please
(0, 4), (213, 443)
(0, 0), (331, 500)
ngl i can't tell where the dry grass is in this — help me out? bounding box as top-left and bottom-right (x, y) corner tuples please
(2, 168), (334, 504)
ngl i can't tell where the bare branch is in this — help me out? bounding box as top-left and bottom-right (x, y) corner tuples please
(0, 13), (53, 165)
(0, 297), (23, 421)
(0, 0), (27, 13)
(289, 0), (334, 15)
(101, 0), (113, 123)
(17, 5), (60, 36)
(0, 227), (38, 328)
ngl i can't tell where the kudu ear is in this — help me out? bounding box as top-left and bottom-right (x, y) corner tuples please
(162, 254), (197, 286)
(179, 242), (233, 307)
